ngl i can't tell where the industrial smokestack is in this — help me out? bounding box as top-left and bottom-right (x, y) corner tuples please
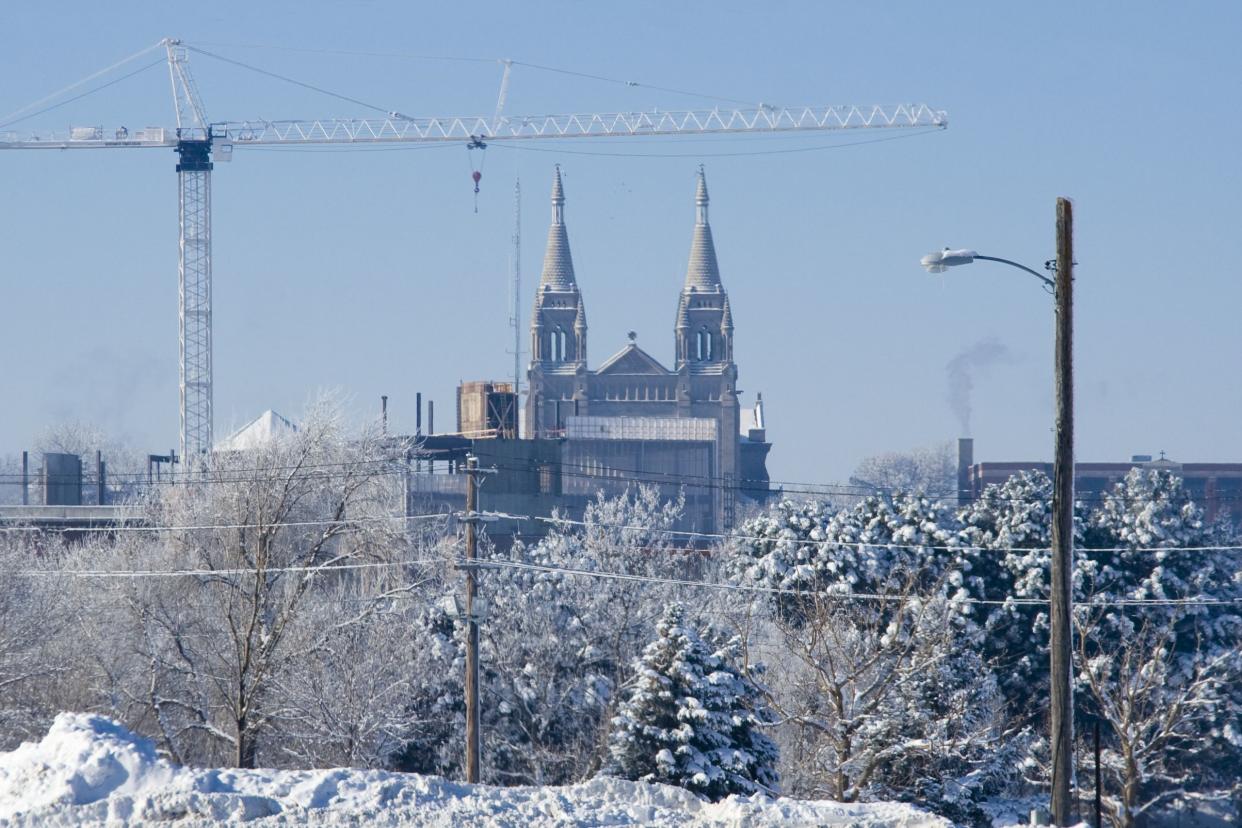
(957, 437), (974, 506)
(428, 400), (435, 435)
(381, 395), (388, 436)
(416, 392), (422, 433)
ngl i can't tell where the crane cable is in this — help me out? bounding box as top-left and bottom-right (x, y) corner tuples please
(0, 41), (164, 127)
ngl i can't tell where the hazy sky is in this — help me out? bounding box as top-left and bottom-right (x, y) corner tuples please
(3, 1), (1241, 485)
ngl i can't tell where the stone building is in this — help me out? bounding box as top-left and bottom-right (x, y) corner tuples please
(525, 166), (758, 530)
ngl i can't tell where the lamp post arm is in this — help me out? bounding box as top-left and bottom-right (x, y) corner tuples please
(974, 255), (1055, 289)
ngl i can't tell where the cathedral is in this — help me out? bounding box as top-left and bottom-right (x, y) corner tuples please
(526, 166), (767, 529)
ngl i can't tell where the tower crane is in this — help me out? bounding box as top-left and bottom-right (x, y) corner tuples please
(0, 38), (948, 460)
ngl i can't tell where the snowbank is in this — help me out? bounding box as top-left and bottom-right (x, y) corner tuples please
(0, 713), (952, 827)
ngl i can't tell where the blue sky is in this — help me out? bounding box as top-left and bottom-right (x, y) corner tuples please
(3, 1), (1241, 484)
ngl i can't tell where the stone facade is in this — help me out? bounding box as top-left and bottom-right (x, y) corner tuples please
(526, 166), (745, 527)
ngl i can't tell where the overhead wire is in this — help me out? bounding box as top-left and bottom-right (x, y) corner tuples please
(5, 449), (1242, 510)
(3, 491), (1241, 556)
(474, 556), (1242, 609)
(0, 59), (166, 130)
(10, 545), (1234, 610)
(0, 511), (452, 534)
(184, 45), (397, 117)
(188, 41), (760, 106)
(0, 40), (164, 126)
(12, 557), (445, 580)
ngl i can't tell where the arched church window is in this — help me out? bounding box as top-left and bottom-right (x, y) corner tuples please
(696, 328), (713, 361)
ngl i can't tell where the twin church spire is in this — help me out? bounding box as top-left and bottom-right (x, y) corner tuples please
(531, 165), (733, 371)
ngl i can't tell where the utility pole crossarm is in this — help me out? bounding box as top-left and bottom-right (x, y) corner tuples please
(0, 103), (947, 150)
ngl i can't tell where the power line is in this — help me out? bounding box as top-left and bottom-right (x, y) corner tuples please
(0, 511), (452, 534)
(4, 443), (1238, 508)
(511, 511), (1242, 556)
(10, 557), (444, 579)
(5, 546), (1237, 611)
(469, 556), (1242, 609)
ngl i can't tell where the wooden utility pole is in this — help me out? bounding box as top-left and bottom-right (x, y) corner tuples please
(1050, 196), (1075, 826)
(463, 454), (481, 784)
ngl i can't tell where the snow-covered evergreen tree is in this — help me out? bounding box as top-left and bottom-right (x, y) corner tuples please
(605, 603), (778, 801)
(472, 486), (689, 785)
(1076, 469), (1242, 820)
(727, 492), (969, 625)
(956, 470), (1065, 709)
(963, 467), (1242, 817)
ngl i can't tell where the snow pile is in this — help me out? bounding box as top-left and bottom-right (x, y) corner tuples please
(0, 714), (951, 827)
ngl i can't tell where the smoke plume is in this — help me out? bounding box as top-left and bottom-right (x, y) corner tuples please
(946, 338), (1012, 436)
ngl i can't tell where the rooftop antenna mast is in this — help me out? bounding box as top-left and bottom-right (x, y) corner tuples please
(510, 177), (522, 402)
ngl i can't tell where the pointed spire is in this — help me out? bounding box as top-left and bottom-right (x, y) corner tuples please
(684, 166), (721, 291)
(676, 295), (690, 329)
(551, 164), (565, 223)
(540, 165), (577, 290)
(720, 295), (733, 331)
(574, 297), (587, 330)
(695, 163), (709, 225)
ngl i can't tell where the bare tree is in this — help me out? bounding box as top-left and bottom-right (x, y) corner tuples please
(1076, 611), (1239, 828)
(106, 399), (422, 768)
(765, 582), (1016, 823)
(850, 443), (956, 498)
(0, 532), (71, 747)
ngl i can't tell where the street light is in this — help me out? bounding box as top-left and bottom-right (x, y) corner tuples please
(920, 248), (1054, 288)
(921, 198), (1076, 828)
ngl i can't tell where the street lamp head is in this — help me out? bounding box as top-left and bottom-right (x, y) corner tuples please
(921, 247), (978, 273)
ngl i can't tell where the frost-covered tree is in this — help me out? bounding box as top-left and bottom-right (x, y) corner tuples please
(728, 492), (969, 625)
(90, 398), (422, 769)
(726, 492), (1018, 822)
(476, 486), (689, 785)
(0, 533), (71, 747)
(1074, 469), (1242, 819)
(271, 568), (456, 770)
(964, 468), (1242, 810)
(33, 419), (145, 503)
(1076, 613), (1239, 828)
(765, 584), (1017, 825)
(605, 603), (778, 801)
(850, 443), (956, 497)
(956, 470), (1064, 708)
(391, 597), (469, 778)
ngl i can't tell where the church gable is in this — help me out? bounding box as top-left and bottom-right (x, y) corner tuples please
(596, 343), (671, 376)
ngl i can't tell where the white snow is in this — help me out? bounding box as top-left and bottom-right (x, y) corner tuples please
(214, 410), (298, 452)
(0, 713), (952, 827)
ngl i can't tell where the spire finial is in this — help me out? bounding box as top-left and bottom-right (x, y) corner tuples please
(551, 164), (565, 224)
(695, 165), (709, 225)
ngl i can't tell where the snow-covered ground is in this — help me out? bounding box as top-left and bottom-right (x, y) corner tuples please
(0, 713), (952, 827)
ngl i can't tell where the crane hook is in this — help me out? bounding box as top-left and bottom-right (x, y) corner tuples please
(467, 135), (488, 213)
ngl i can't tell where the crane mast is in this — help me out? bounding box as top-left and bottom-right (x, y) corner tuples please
(0, 40), (948, 459)
(166, 41), (215, 461)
